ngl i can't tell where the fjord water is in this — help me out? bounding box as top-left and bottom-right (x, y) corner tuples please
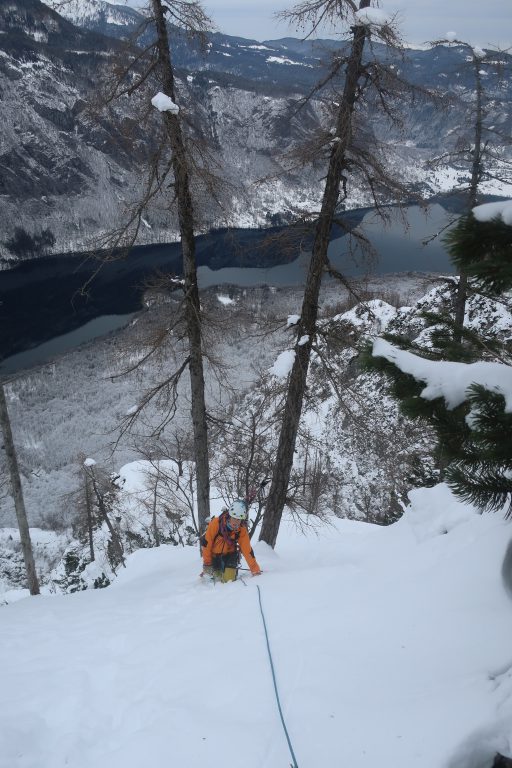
(0, 203), (452, 375)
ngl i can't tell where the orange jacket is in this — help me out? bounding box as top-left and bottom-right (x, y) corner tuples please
(202, 513), (261, 575)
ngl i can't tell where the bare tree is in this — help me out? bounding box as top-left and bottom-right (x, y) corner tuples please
(259, 0), (409, 547)
(428, 39), (512, 337)
(0, 382), (40, 595)
(142, 456), (199, 543)
(83, 461), (95, 562)
(83, 460), (126, 571)
(210, 377), (281, 535)
(92, 0), (216, 533)
(150, 0), (211, 533)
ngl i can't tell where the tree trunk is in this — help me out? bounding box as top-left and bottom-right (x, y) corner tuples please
(152, 474), (161, 546)
(84, 470), (95, 562)
(259, 9), (370, 547)
(151, 0), (210, 532)
(88, 470), (126, 570)
(454, 55), (484, 338)
(0, 383), (40, 595)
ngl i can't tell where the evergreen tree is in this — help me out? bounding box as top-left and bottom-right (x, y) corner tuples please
(365, 211), (512, 516)
(445, 211), (512, 294)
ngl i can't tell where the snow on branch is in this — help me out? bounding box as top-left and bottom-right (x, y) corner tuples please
(473, 199), (512, 226)
(354, 7), (392, 28)
(372, 339), (512, 411)
(151, 92), (180, 114)
(269, 349), (296, 379)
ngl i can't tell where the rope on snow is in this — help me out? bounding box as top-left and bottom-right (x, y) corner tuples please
(256, 584), (299, 768)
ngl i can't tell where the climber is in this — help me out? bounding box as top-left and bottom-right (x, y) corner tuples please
(200, 499), (262, 582)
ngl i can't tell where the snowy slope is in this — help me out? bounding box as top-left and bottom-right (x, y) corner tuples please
(42, 0), (142, 29)
(3, 0), (512, 256)
(1, 484), (511, 768)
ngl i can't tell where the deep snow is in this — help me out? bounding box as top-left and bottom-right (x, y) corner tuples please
(1, 484), (512, 768)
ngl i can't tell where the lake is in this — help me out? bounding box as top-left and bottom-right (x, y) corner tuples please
(195, 203), (452, 288)
(0, 203), (454, 375)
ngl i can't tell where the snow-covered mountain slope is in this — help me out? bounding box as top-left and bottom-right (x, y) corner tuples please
(1, 483), (511, 768)
(221, 280), (512, 527)
(1, 274), (510, 559)
(0, 275), (432, 539)
(2, 0), (512, 259)
(42, 0), (142, 32)
(0, 0), (330, 255)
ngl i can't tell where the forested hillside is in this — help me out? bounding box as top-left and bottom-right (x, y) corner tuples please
(2, 272), (511, 593)
(2, 2), (512, 765)
(1, 0), (511, 259)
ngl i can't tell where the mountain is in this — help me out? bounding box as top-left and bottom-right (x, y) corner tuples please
(42, 0), (143, 35)
(1, 0), (512, 261)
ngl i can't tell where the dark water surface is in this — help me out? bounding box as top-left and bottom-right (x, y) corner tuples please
(0, 203), (453, 374)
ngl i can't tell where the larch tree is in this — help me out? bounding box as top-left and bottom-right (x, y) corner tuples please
(427, 39), (512, 338)
(0, 382), (40, 595)
(259, 0), (409, 547)
(150, 0), (211, 532)
(93, 0), (217, 532)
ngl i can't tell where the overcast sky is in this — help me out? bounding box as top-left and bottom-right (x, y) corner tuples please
(127, 1), (511, 50)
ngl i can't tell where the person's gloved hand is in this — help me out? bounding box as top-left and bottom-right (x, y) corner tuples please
(201, 564), (214, 577)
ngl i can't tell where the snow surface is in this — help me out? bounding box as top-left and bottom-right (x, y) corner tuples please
(1, 484), (512, 767)
(266, 56), (311, 67)
(339, 299), (397, 334)
(373, 338), (512, 411)
(151, 92), (180, 114)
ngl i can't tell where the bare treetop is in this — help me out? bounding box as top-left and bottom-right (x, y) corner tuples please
(278, 0), (401, 48)
(144, 0), (214, 40)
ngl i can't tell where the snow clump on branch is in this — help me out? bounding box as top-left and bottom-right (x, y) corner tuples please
(473, 199), (512, 226)
(151, 92), (180, 114)
(269, 349), (295, 379)
(372, 338), (512, 412)
(354, 7), (391, 27)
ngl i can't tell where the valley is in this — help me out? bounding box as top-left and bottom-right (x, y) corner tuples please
(1, 0), (511, 261)
(0, 201), (454, 367)
(1, 2), (512, 766)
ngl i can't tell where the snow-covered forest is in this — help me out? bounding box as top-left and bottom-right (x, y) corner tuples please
(1, 0), (512, 767)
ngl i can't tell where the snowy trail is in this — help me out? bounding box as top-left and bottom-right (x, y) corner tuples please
(1, 486), (512, 768)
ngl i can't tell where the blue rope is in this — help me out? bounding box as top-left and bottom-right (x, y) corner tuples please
(256, 585), (299, 768)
